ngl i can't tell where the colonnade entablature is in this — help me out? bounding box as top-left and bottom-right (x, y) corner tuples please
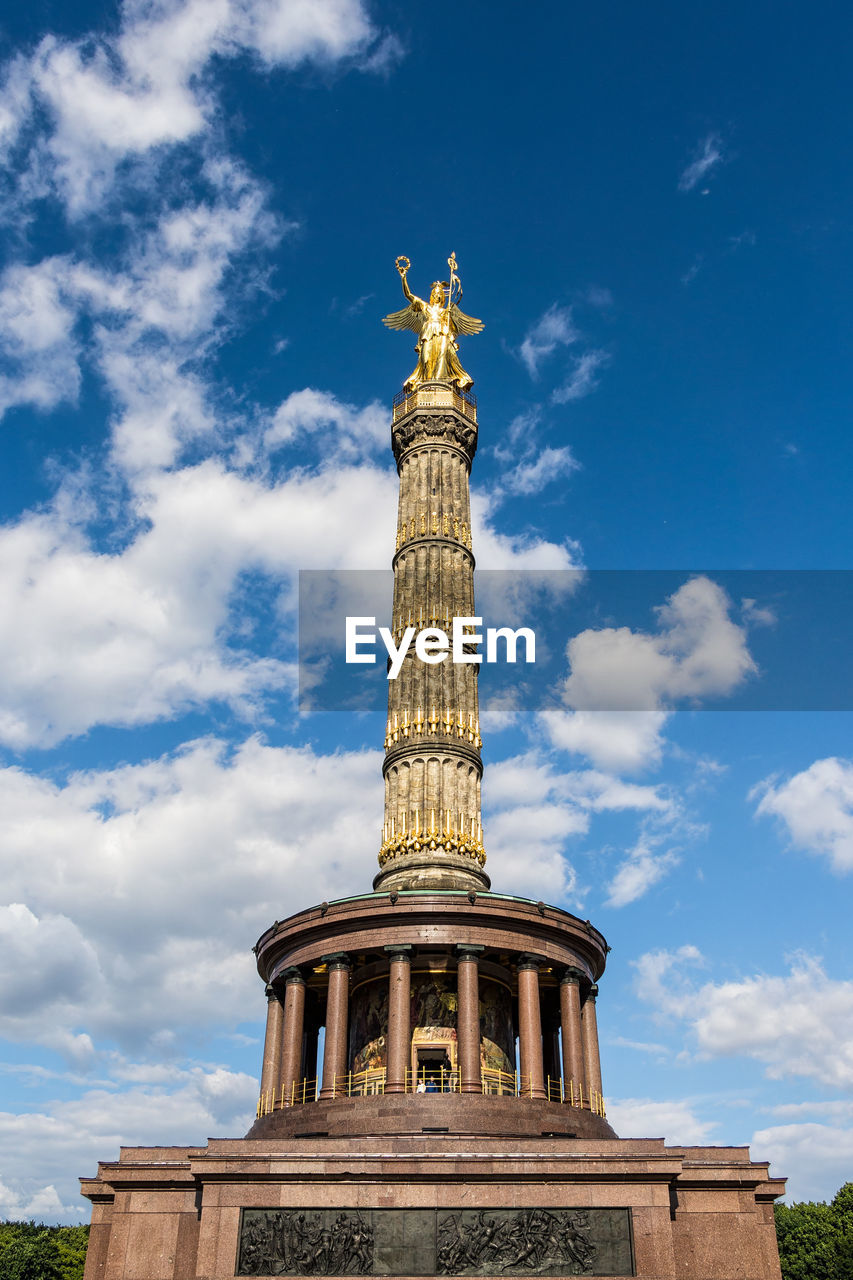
(254, 891), (607, 1121)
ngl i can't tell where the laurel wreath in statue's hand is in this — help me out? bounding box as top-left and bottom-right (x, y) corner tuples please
(395, 255), (410, 276)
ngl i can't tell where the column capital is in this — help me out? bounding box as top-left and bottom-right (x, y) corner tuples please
(517, 953), (545, 972)
(561, 966), (586, 986)
(264, 984), (280, 1000)
(384, 944), (413, 960)
(584, 983), (599, 1002)
(282, 967), (304, 985)
(321, 952), (351, 970)
(456, 943), (484, 959)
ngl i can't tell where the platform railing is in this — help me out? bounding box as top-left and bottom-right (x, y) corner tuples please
(391, 384), (478, 424)
(256, 1069), (605, 1118)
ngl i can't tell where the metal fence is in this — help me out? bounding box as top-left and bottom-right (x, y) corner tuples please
(256, 1068), (605, 1118)
(391, 384), (478, 424)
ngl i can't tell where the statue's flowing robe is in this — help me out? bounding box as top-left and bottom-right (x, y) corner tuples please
(383, 296), (484, 391)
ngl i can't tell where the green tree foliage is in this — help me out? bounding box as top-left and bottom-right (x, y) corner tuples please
(0, 1222), (89, 1280)
(775, 1183), (853, 1280)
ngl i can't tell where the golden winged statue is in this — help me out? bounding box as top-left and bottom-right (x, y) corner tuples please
(382, 253), (484, 392)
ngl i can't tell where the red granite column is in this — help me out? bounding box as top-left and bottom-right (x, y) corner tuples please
(581, 983), (603, 1109)
(517, 956), (546, 1100)
(319, 954), (351, 1099)
(278, 968), (306, 1107)
(385, 945), (412, 1094)
(259, 985), (283, 1101)
(560, 968), (586, 1105)
(456, 944), (484, 1093)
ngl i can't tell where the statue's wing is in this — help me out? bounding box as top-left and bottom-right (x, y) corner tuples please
(450, 305), (485, 336)
(382, 304), (424, 333)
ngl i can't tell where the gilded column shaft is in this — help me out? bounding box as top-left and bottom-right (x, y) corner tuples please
(375, 387), (489, 894)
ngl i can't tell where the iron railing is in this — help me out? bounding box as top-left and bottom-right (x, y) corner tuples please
(392, 384), (478, 424)
(256, 1068), (605, 1118)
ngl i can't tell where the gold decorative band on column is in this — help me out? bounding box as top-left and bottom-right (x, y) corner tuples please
(395, 513), (472, 549)
(379, 810), (485, 867)
(384, 707), (482, 749)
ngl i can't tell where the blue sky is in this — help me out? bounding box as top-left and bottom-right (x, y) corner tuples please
(1, 0), (852, 1222)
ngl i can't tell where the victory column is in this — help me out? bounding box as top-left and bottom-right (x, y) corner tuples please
(80, 256), (786, 1280)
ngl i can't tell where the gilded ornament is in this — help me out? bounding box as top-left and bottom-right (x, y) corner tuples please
(382, 253), (484, 392)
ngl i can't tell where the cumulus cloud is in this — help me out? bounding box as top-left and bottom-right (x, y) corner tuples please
(0, 257), (83, 416)
(0, 1057), (259, 1222)
(750, 1122), (853, 1203)
(0, 455), (401, 746)
(607, 1097), (717, 1144)
(634, 948), (853, 1091)
(752, 757), (853, 873)
(266, 388), (387, 461)
(484, 752), (672, 902)
(678, 132), (724, 193)
(563, 577), (756, 712)
(541, 578), (756, 773)
(542, 709), (669, 773)
(9, 0), (390, 215)
(0, 735), (382, 1051)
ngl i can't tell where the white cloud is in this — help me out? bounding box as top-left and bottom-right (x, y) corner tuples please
(0, 451), (405, 746)
(751, 1122), (853, 1203)
(634, 949), (853, 1091)
(541, 709), (669, 773)
(607, 1097), (717, 1144)
(0, 257), (81, 416)
(0, 163), (282, 469)
(266, 388), (387, 461)
(13, 0), (388, 214)
(0, 736), (382, 1051)
(604, 832), (682, 908)
(0, 1058), (259, 1222)
(491, 408), (581, 501)
(541, 577), (756, 773)
(500, 445), (580, 497)
(472, 492), (581, 572)
(484, 752), (673, 903)
(519, 304), (578, 379)
(562, 577), (756, 712)
(678, 132), (724, 193)
(752, 757), (853, 873)
(551, 349), (609, 404)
